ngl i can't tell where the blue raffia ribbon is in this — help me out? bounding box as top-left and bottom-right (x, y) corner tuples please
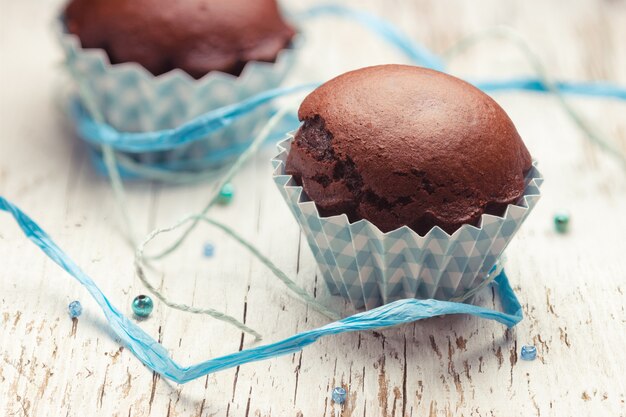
(1, 195), (521, 383)
(73, 83), (318, 153)
(294, 4), (446, 71)
(473, 78), (626, 99)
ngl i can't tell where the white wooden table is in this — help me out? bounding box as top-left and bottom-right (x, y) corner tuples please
(1, 0), (625, 416)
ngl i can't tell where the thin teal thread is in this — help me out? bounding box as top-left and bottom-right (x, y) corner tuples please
(68, 62), (139, 246)
(145, 107), (293, 261)
(448, 256), (505, 303)
(135, 214), (341, 329)
(104, 151), (231, 184)
(134, 216), (263, 340)
(132, 108), (342, 339)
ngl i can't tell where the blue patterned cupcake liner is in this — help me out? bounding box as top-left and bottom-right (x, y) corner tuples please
(273, 135), (542, 310)
(56, 20), (299, 168)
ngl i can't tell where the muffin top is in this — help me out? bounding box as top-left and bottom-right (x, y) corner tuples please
(285, 65), (532, 235)
(64, 0), (295, 79)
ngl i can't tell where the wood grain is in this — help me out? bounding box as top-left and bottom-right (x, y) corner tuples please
(1, 0), (625, 416)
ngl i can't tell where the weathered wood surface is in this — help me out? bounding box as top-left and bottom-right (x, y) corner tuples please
(1, 0), (625, 416)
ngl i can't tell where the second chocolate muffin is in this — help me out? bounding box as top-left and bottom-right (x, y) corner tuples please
(285, 65), (532, 235)
(64, 0), (296, 79)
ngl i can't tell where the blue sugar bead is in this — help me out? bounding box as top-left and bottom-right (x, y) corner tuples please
(332, 387), (347, 404)
(203, 243), (215, 257)
(132, 295), (154, 318)
(68, 300), (82, 318)
(521, 345), (537, 361)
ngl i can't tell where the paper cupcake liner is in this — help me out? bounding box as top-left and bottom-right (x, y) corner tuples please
(57, 20), (298, 166)
(272, 135), (542, 310)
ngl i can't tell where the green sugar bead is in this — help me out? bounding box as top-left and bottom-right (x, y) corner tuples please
(554, 211), (570, 234)
(217, 183), (235, 205)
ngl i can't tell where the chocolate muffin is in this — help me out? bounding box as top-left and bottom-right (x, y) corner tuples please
(64, 0), (295, 79)
(285, 65), (532, 235)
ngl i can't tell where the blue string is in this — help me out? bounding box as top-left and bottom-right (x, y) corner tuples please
(0, 195), (521, 383)
(473, 77), (626, 99)
(294, 4), (446, 71)
(74, 83), (319, 153)
(88, 112), (302, 179)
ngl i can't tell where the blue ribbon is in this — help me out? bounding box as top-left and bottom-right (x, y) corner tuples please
(473, 77), (626, 99)
(88, 111), (302, 179)
(75, 83), (318, 153)
(1, 195), (521, 383)
(295, 4), (446, 71)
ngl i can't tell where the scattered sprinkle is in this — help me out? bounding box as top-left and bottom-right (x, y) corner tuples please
(520, 345), (537, 361)
(68, 300), (82, 318)
(203, 242), (215, 257)
(217, 183), (234, 205)
(554, 211), (570, 234)
(332, 386), (347, 404)
(132, 295), (154, 318)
